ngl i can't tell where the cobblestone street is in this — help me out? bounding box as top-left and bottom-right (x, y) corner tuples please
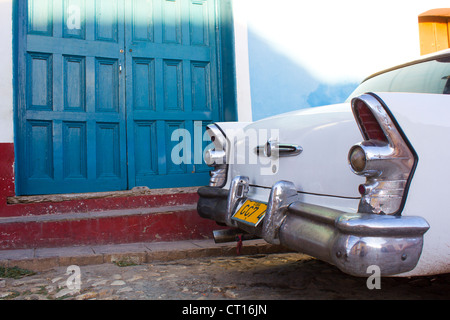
(1, 251), (449, 301)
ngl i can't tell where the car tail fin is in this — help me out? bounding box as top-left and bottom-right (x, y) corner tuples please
(348, 93), (417, 215)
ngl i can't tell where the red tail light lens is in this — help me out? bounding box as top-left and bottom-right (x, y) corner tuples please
(354, 99), (388, 143)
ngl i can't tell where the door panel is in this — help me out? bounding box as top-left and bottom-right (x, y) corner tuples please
(125, 0), (220, 189)
(62, 121), (87, 179)
(63, 55), (86, 112)
(95, 58), (120, 113)
(95, 0), (119, 42)
(17, 0), (221, 195)
(18, 0), (127, 195)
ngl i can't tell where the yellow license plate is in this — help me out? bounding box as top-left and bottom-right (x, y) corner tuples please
(232, 199), (267, 226)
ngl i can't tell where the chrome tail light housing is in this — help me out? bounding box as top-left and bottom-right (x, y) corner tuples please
(348, 94), (417, 215)
(204, 124), (228, 187)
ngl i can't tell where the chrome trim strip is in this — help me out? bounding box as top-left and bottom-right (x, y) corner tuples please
(335, 214), (430, 236)
(206, 124), (227, 152)
(205, 124), (229, 188)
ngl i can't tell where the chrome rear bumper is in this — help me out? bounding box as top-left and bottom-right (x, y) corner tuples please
(197, 176), (430, 277)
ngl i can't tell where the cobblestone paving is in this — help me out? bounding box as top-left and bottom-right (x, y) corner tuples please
(1, 253), (449, 300)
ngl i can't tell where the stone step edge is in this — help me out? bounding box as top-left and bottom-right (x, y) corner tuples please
(0, 239), (291, 272)
(0, 204), (198, 224)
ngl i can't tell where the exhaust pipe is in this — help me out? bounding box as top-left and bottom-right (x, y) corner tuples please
(213, 228), (260, 244)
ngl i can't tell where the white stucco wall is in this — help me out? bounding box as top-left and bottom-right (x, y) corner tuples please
(0, 0), (13, 143)
(244, 0), (450, 82)
(233, 0), (450, 120)
(232, 0), (253, 122)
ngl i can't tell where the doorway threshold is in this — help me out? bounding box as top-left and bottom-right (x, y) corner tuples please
(7, 186), (200, 205)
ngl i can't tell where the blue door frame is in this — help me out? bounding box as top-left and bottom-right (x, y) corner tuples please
(14, 0), (237, 195)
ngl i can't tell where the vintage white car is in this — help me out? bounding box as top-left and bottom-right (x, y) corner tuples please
(197, 49), (450, 277)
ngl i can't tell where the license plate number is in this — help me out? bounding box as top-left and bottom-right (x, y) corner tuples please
(232, 199), (267, 227)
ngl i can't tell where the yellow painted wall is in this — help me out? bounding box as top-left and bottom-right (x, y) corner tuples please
(418, 9), (450, 55)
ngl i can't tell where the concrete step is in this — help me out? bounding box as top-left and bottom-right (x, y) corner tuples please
(3, 186), (200, 217)
(0, 203), (223, 250)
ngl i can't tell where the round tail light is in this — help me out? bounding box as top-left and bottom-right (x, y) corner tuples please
(349, 145), (366, 173)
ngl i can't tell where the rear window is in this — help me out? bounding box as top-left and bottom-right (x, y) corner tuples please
(347, 56), (450, 100)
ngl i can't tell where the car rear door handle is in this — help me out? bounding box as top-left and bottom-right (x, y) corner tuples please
(255, 141), (303, 157)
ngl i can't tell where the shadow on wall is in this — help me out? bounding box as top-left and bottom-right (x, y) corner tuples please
(247, 30), (359, 121)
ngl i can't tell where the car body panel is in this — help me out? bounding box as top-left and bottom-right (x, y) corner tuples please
(372, 92), (450, 276)
(225, 103), (365, 199)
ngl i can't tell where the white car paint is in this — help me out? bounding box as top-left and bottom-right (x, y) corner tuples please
(228, 103), (364, 199)
(373, 92), (450, 276)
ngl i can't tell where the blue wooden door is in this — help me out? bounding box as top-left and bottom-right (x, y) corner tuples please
(16, 0), (222, 195)
(125, 0), (220, 189)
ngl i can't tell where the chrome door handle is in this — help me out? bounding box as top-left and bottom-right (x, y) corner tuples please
(255, 141), (303, 157)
